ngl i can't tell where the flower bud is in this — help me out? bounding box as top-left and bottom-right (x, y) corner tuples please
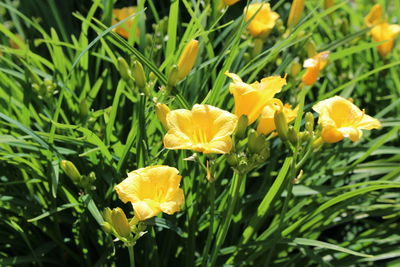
(111, 207), (131, 238)
(287, 0), (305, 30)
(132, 60), (148, 94)
(117, 57), (132, 82)
(248, 129), (265, 154)
(306, 40), (317, 58)
(101, 222), (113, 234)
(235, 115), (248, 140)
(177, 39), (199, 80)
(290, 61), (302, 77)
(137, 222), (147, 232)
(274, 109), (289, 142)
(155, 103), (171, 129)
(60, 160), (82, 183)
(167, 65), (180, 87)
(102, 207), (113, 224)
(226, 153), (239, 167)
(288, 126), (298, 146)
(80, 98), (89, 118)
(251, 38), (264, 58)
(324, 0), (334, 10)
(305, 112), (314, 132)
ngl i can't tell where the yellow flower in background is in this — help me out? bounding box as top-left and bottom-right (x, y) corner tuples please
(364, 4), (383, 27)
(370, 23), (400, 58)
(223, 0), (240, 6)
(226, 72), (286, 125)
(313, 96), (381, 143)
(163, 104), (238, 154)
(112, 6), (139, 39)
(244, 3), (279, 38)
(301, 51), (330, 86)
(256, 99), (298, 135)
(115, 166), (184, 221)
(287, 0), (305, 30)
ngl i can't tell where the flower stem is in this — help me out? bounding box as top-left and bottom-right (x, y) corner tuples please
(209, 172), (244, 267)
(128, 245), (135, 267)
(201, 181), (216, 267)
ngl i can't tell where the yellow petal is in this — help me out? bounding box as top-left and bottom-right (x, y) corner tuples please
(357, 114), (381, 130)
(321, 126), (344, 143)
(132, 200), (161, 221)
(223, 0), (240, 6)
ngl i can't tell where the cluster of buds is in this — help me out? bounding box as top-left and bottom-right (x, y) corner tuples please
(60, 160), (96, 191)
(25, 67), (57, 99)
(118, 56), (151, 97)
(226, 116), (270, 174)
(101, 207), (146, 246)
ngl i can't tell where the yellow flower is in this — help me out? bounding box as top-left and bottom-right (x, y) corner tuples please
(223, 0), (240, 6)
(244, 3), (280, 38)
(256, 99), (298, 135)
(312, 96), (381, 143)
(287, 0), (305, 30)
(364, 4), (383, 27)
(112, 6), (139, 39)
(226, 72), (286, 125)
(163, 104), (238, 154)
(114, 165), (184, 221)
(301, 51), (330, 86)
(370, 23), (400, 58)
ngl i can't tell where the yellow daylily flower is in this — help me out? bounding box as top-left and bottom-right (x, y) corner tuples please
(226, 72), (287, 125)
(112, 6), (139, 39)
(163, 104), (238, 154)
(287, 0), (305, 30)
(364, 4), (383, 27)
(313, 96), (381, 143)
(244, 3), (279, 38)
(256, 99), (298, 135)
(114, 165), (184, 221)
(301, 51), (330, 86)
(223, 0), (240, 6)
(370, 23), (400, 58)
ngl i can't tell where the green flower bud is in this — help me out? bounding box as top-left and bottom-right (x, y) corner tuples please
(290, 61), (302, 77)
(248, 129), (265, 154)
(102, 207), (113, 224)
(274, 109), (289, 142)
(118, 57), (132, 82)
(226, 153), (239, 167)
(79, 98), (89, 118)
(288, 126), (298, 146)
(167, 65), (180, 87)
(305, 112), (314, 132)
(132, 60), (147, 92)
(111, 208), (131, 238)
(60, 160), (82, 183)
(306, 40), (317, 58)
(235, 115), (248, 140)
(101, 222), (113, 234)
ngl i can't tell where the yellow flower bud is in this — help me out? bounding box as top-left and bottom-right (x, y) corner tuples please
(118, 57), (132, 82)
(155, 103), (171, 130)
(287, 0), (305, 30)
(324, 0), (335, 10)
(102, 208), (113, 224)
(290, 61), (302, 77)
(306, 40), (317, 58)
(60, 160), (82, 183)
(111, 207), (131, 238)
(101, 222), (113, 234)
(305, 112), (314, 132)
(177, 39), (199, 81)
(222, 0), (240, 6)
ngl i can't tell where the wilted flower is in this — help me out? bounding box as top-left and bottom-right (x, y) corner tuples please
(364, 4), (383, 27)
(313, 96), (381, 143)
(226, 72), (286, 125)
(301, 51), (330, 86)
(244, 3), (279, 38)
(115, 166), (184, 221)
(112, 6), (139, 39)
(163, 104), (238, 154)
(370, 23), (400, 58)
(257, 99), (298, 135)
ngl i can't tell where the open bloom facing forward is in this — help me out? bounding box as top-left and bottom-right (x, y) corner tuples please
(370, 23), (400, 58)
(313, 96), (381, 143)
(244, 3), (279, 37)
(257, 99), (298, 135)
(115, 166), (184, 221)
(364, 4), (383, 27)
(112, 6), (139, 39)
(226, 72), (286, 124)
(301, 51), (330, 86)
(163, 104), (238, 154)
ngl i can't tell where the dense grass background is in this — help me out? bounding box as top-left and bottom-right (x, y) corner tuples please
(1, 0), (400, 266)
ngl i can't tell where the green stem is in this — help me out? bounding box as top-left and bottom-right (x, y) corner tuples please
(128, 245), (135, 267)
(209, 172), (244, 267)
(201, 181), (216, 267)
